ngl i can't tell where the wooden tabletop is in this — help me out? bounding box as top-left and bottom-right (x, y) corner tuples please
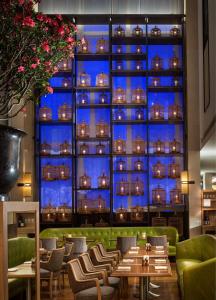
(120, 257), (169, 265)
(111, 262), (172, 278)
(124, 246), (168, 258)
(8, 263), (35, 279)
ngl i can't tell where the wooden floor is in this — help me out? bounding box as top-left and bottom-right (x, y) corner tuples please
(41, 263), (181, 300)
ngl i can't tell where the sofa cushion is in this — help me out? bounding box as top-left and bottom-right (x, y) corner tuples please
(176, 259), (201, 292)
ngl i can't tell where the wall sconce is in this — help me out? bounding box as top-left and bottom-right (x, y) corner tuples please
(17, 173), (32, 199)
(180, 171), (195, 194)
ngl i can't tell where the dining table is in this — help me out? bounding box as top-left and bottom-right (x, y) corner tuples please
(111, 246), (171, 300)
(8, 263), (35, 300)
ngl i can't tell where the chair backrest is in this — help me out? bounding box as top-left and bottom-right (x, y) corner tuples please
(40, 238), (57, 251)
(147, 235), (167, 246)
(79, 253), (95, 273)
(68, 259), (94, 294)
(97, 243), (107, 257)
(44, 247), (65, 272)
(64, 242), (74, 262)
(65, 237), (87, 254)
(117, 236), (137, 254)
(89, 246), (104, 264)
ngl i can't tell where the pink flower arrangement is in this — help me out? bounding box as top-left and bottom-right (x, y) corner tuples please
(0, 0), (77, 119)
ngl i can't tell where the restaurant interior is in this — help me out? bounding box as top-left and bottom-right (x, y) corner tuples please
(0, 0), (216, 299)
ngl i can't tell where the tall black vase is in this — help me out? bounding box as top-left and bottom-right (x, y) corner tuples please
(0, 124), (26, 200)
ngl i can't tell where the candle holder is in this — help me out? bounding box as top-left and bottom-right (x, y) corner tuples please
(116, 45), (123, 54)
(132, 88), (146, 104)
(114, 25), (125, 37)
(42, 164), (57, 181)
(96, 72), (109, 87)
(57, 203), (72, 222)
(62, 78), (71, 88)
(152, 185), (166, 206)
(78, 72), (91, 86)
(79, 173), (91, 189)
(116, 206), (127, 222)
(96, 143), (106, 155)
(58, 103), (72, 121)
(115, 108), (126, 121)
(151, 77), (160, 87)
(79, 37), (89, 53)
(134, 159), (144, 171)
(172, 77), (180, 87)
(135, 45), (142, 54)
(169, 139), (181, 154)
(39, 106), (52, 121)
(135, 108), (144, 120)
(151, 26), (161, 37)
(78, 195), (90, 214)
(152, 161), (166, 179)
(116, 159), (126, 171)
(131, 177), (144, 196)
(57, 59), (71, 70)
(60, 141), (72, 155)
(96, 120), (109, 138)
(96, 37), (107, 53)
(153, 139), (165, 154)
(132, 136), (146, 154)
(169, 55), (180, 70)
(151, 55), (163, 71)
(78, 93), (89, 105)
(117, 179), (130, 196)
(150, 104), (164, 120)
(168, 161), (180, 179)
(113, 138), (126, 154)
(98, 172), (109, 188)
(170, 187), (182, 205)
(77, 121), (90, 138)
(40, 141), (51, 155)
(116, 61), (123, 70)
(135, 61), (143, 71)
(99, 93), (108, 104)
(80, 143), (89, 155)
(168, 104), (182, 120)
(113, 87), (126, 104)
(170, 26), (181, 37)
(132, 25), (143, 37)
(58, 164), (70, 180)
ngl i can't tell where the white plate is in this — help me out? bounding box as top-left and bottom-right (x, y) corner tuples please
(8, 268), (18, 272)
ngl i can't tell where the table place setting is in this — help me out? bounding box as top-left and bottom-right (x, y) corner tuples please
(154, 258), (167, 264)
(117, 265), (132, 271)
(154, 265), (168, 270)
(155, 246), (164, 250)
(24, 261), (32, 264)
(8, 267), (18, 272)
(122, 259), (134, 263)
(128, 250), (139, 254)
(131, 246), (140, 250)
(154, 250), (165, 254)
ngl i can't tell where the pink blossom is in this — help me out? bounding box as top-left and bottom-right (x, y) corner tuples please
(18, 66), (25, 73)
(52, 20), (58, 27)
(57, 26), (65, 36)
(22, 16), (35, 27)
(41, 42), (50, 52)
(44, 61), (52, 66)
(47, 86), (53, 94)
(36, 13), (44, 21)
(18, 0), (25, 5)
(30, 64), (37, 69)
(55, 14), (63, 21)
(33, 57), (40, 64)
(53, 66), (58, 73)
(66, 36), (74, 43)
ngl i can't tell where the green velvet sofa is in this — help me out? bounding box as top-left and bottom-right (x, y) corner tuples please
(176, 234), (216, 300)
(8, 237), (35, 299)
(40, 226), (178, 256)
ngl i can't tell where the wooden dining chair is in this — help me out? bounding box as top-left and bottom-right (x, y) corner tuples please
(89, 246), (116, 268)
(96, 243), (121, 262)
(67, 259), (116, 300)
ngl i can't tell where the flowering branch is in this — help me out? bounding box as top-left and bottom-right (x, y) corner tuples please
(0, 0), (76, 120)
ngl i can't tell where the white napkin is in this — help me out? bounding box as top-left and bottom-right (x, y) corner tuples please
(117, 266), (131, 271)
(131, 246), (140, 250)
(24, 261), (32, 264)
(155, 246), (164, 250)
(154, 259), (166, 263)
(122, 259), (134, 263)
(154, 250), (165, 254)
(128, 251), (138, 254)
(40, 248), (45, 251)
(154, 265), (168, 270)
(8, 268), (18, 272)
